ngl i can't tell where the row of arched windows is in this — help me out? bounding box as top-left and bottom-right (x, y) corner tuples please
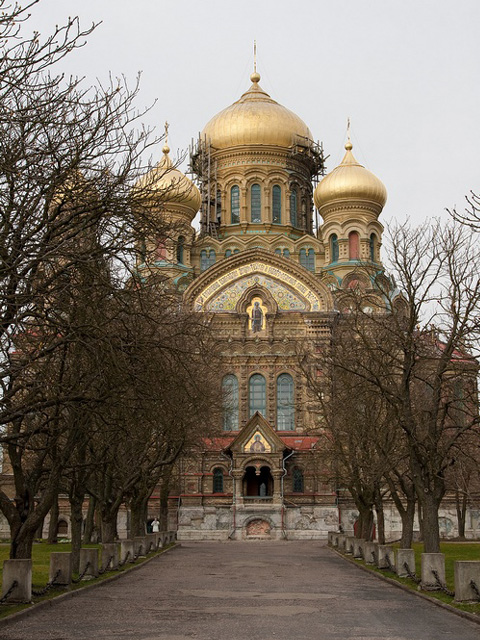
(229, 184), (302, 226)
(329, 232), (377, 263)
(222, 373), (295, 431)
(211, 466), (304, 494)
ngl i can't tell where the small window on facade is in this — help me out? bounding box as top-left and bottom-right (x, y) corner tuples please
(216, 189), (222, 223)
(369, 234), (376, 262)
(330, 234), (339, 263)
(290, 189), (298, 226)
(251, 184), (261, 222)
(176, 236), (185, 264)
(213, 468), (224, 493)
(208, 250), (216, 268)
(292, 467), (304, 493)
(272, 185), (281, 224)
(231, 186), (240, 224)
(222, 374), (239, 430)
(225, 249), (232, 258)
(233, 249), (239, 254)
(349, 231), (360, 260)
(283, 248), (290, 258)
(277, 373), (294, 430)
(200, 249), (208, 271)
(300, 248), (315, 271)
(275, 248), (282, 256)
(249, 373), (266, 417)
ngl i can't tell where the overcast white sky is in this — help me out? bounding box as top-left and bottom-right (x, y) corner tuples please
(26, 0), (480, 226)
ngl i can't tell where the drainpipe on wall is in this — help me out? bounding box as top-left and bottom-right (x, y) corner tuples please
(281, 450), (295, 539)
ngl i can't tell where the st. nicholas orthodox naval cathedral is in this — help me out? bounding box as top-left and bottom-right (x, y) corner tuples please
(138, 63), (393, 540)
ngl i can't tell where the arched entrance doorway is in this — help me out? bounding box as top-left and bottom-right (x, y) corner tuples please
(243, 465), (273, 498)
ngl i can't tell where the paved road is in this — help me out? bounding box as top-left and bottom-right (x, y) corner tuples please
(1, 541), (479, 640)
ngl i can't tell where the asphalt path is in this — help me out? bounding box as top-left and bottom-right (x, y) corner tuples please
(1, 541), (479, 640)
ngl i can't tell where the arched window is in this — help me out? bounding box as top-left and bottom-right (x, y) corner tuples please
(330, 234), (339, 263)
(290, 189), (298, 226)
(213, 468), (224, 493)
(283, 248), (290, 258)
(370, 233), (376, 262)
(216, 189), (222, 223)
(277, 373), (294, 430)
(292, 467), (304, 493)
(272, 185), (281, 224)
(200, 249), (216, 271)
(222, 374), (239, 430)
(176, 236), (185, 264)
(200, 249), (208, 271)
(349, 231), (360, 260)
(249, 373), (266, 417)
(231, 186), (240, 224)
(251, 184), (261, 222)
(275, 248), (281, 256)
(299, 248), (315, 272)
(233, 248), (240, 254)
(225, 249), (232, 258)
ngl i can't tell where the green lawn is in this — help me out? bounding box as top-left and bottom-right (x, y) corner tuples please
(0, 540), (172, 619)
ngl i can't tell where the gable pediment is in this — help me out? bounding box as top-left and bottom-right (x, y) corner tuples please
(183, 248), (333, 313)
(227, 412), (287, 455)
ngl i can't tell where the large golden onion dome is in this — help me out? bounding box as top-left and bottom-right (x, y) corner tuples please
(137, 143), (201, 216)
(314, 141), (387, 212)
(201, 72), (312, 149)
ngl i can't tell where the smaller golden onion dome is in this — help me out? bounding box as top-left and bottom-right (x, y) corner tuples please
(314, 141), (387, 213)
(201, 72), (312, 149)
(137, 145), (201, 216)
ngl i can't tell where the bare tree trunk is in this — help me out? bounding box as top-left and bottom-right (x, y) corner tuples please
(70, 495), (84, 573)
(374, 485), (385, 544)
(420, 491), (442, 553)
(399, 496), (416, 549)
(100, 507), (119, 543)
(83, 497), (96, 544)
(159, 478), (170, 531)
(455, 489), (468, 539)
(358, 505), (374, 541)
(130, 496), (148, 538)
(47, 494), (59, 544)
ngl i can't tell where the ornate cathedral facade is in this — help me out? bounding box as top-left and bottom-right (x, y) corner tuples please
(137, 67), (403, 540)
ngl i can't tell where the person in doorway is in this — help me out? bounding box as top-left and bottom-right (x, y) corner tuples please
(152, 518), (160, 533)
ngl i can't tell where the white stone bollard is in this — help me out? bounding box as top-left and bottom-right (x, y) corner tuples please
(79, 548), (98, 579)
(345, 536), (355, 554)
(120, 539), (135, 564)
(352, 538), (365, 559)
(421, 553), (446, 591)
(377, 545), (395, 570)
(454, 561), (480, 602)
(363, 541), (378, 565)
(50, 552), (72, 586)
(327, 531), (335, 546)
(101, 543), (119, 571)
(134, 536), (147, 558)
(1, 559), (32, 603)
(396, 549), (416, 578)
(337, 534), (346, 552)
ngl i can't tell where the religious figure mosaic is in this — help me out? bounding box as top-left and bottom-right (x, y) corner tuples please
(244, 432), (271, 453)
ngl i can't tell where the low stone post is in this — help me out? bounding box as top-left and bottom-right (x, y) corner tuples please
(421, 553), (446, 591)
(134, 536), (146, 558)
(327, 531), (334, 546)
(1, 559), (32, 603)
(79, 548), (98, 579)
(145, 534), (156, 553)
(337, 534), (346, 552)
(454, 561), (480, 602)
(332, 533), (339, 548)
(120, 540), (135, 564)
(396, 549), (416, 578)
(345, 536), (355, 554)
(352, 538), (365, 559)
(101, 543), (119, 571)
(50, 552), (72, 586)
(377, 545), (395, 570)
(363, 541), (378, 565)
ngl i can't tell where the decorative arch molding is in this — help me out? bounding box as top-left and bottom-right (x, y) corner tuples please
(241, 457), (273, 471)
(184, 248), (333, 312)
(236, 284), (278, 315)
